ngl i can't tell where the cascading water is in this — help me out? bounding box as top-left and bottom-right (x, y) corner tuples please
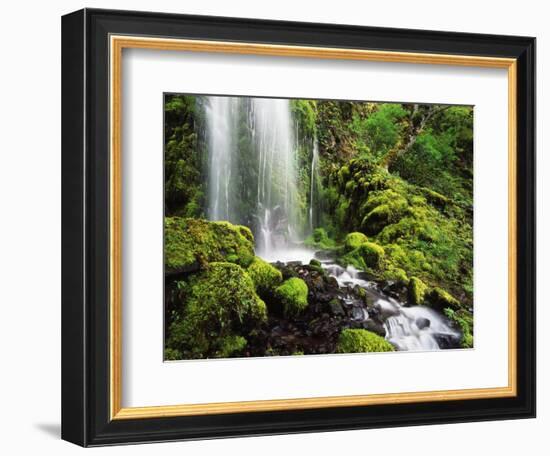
(251, 98), (299, 258)
(205, 96), (240, 222)
(322, 262), (462, 351)
(309, 137), (321, 231)
(205, 95), (306, 261)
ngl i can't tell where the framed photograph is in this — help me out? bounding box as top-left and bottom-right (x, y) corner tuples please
(61, 8), (536, 446)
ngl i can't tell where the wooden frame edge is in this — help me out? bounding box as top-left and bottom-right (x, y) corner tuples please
(109, 35), (518, 421)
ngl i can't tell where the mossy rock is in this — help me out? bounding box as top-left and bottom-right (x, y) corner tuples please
(421, 187), (450, 209)
(166, 262), (267, 359)
(408, 276), (428, 306)
(247, 256), (283, 296)
(344, 232), (368, 251)
(361, 190), (408, 235)
(384, 267), (409, 284)
(342, 241), (385, 271)
(275, 278), (309, 317)
(425, 287), (461, 311)
(308, 258), (325, 274)
(338, 165), (351, 186)
(336, 329), (394, 353)
(313, 227), (328, 243)
(165, 217), (255, 274)
(444, 308), (473, 348)
(305, 227), (337, 250)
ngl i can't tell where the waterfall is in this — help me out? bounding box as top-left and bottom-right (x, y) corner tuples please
(309, 137), (321, 231)
(251, 98), (298, 257)
(205, 96), (240, 222)
(204, 96), (303, 257)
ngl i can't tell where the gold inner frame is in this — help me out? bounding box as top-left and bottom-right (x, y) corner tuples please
(109, 35), (518, 420)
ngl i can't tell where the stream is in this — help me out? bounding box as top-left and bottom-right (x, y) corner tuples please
(261, 248), (461, 352)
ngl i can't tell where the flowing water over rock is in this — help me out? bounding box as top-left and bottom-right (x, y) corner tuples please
(205, 96), (306, 256)
(320, 258), (461, 351)
(309, 137), (321, 232)
(205, 96), (240, 222)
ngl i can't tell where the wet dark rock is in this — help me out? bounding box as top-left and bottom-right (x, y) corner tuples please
(416, 317), (431, 330)
(362, 319), (387, 338)
(328, 298), (345, 316)
(314, 250), (337, 261)
(378, 280), (408, 301)
(351, 307), (366, 321)
(433, 333), (461, 349)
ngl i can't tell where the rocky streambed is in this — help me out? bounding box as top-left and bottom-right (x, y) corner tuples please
(248, 252), (463, 357)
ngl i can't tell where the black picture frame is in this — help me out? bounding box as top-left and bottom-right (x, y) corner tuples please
(62, 8), (536, 447)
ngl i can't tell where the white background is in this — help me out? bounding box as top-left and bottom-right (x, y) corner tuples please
(0, 0), (546, 454)
(123, 50), (509, 407)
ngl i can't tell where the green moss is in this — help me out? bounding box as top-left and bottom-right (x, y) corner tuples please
(408, 277), (428, 306)
(164, 217), (255, 274)
(342, 241), (385, 271)
(344, 232), (368, 251)
(421, 187), (450, 209)
(275, 278), (309, 317)
(338, 165), (350, 186)
(384, 267), (409, 283)
(309, 259), (321, 267)
(167, 262), (266, 359)
(305, 227), (337, 250)
(336, 329), (394, 353)
(218, 335), (248, 358)
(444, 308), (473, 348)
(247, 256), (283, 295)
(361, 189), (408, 235)
(425, 287), (461, 311)
(164, 347), (182, 361)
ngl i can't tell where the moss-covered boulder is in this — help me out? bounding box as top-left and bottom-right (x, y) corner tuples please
(444, 308), (473, 348)
(361, 189), (408, 235)
(167, 262), (267, 359)
(384, 267), (409, 284)
(336, 329), (394, 353)
(425, 287), (461, 311)
(305, 227), (336, 250)
(342, 241), (385, 271)
(165, 217), (255, 274)
(344, 232), (368, 251)
(408, 276), (428, 306)
(421, 187), (450, 209)
(275, 277), (309, 317)
(247, 256), (283, 296)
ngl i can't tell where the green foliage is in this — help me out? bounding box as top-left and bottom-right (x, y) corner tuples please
(344, 232), (368, 251)
(305, 227), (337, 250)
(425, 287), (461, 311)
(275, 278), (309, 317)
(360, 104), (408, 159)
(247, 256), (283, 295)
(165, 217), (255, 274)
(444, 308), (474, 348)
(164, 94), (205, 217)
(341, 241), (385, 271)
(336, 329), (394, 353)
(408, 277), (427, 306)
(291, 99), (318, 137)
(390, 106), (473, 212)
(166, 262), (267, 359)
(361, 189), (408, 235)
(384, 267), (408, 284)
(164, 347), (182, 361)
